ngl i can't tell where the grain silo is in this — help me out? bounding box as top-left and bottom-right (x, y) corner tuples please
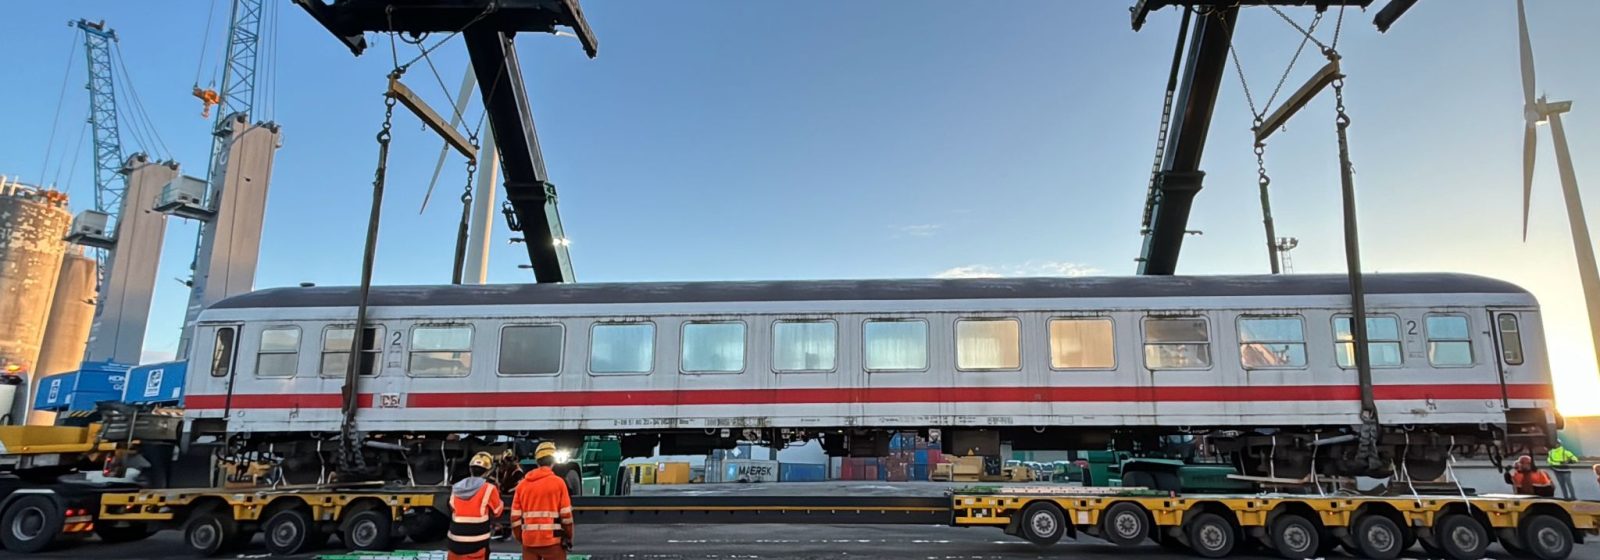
(33, 250), (98, 424)
(0, 176), (72, 424)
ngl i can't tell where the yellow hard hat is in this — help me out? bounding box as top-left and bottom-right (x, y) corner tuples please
(534, 441), (557, 461)
(470, 451), (495, 471)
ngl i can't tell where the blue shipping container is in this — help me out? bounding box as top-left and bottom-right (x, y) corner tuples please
(914, 450), (929, 464)
(123, 361), (187, 405)
(911, 464), (929, 481)
(779, 463), (827, 482)
(33, 362), (131, 412)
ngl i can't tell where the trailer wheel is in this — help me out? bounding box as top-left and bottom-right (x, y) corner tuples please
(565, 470), (583, 497)
(1185, 513), (1235, 558)
(1437, 514), (1489, 560)
(1269, 513), (1319, 559)
(1, 494), (63, 553)
(344, 509), (394, 551)
(1520, 514), (1574, 560)
(1018, 502), (1065, 546)
(184, 506), (238, 556)
(264, 508), (316, 555)
(1352, 514), (1403, 560)
(1101, 502), (1149, 546)
(94, 521), (154, 543)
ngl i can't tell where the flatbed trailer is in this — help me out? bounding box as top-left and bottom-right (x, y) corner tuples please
(951, 489), (1599, 560)
(0, 483), (1591, 559)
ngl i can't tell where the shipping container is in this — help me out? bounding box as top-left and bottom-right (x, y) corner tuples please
(656, 461), (691, 484)
(911, 463), (930, 481)
(123, 361), (186, 405)
(778, 462), (827, 482)
(717, 459), (779, 483)
(624, 463), (658, 484)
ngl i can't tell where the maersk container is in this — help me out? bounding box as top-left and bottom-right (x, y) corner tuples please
(722, 459), (779, 483)
(123, 361), (187, 405)
(778, 462), (826, 482)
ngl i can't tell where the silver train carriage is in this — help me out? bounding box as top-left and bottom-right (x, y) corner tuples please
(182, 273), (1558, 483)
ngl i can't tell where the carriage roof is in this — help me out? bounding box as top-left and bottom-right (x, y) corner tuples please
(212, 273), (1529, 310)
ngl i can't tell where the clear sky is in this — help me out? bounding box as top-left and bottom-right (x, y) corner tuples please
(1, 1), (1598, 415)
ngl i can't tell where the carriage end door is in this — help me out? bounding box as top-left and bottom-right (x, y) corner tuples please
(202, 323), (244, 416)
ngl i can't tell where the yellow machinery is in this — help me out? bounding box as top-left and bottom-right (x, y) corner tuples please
(0, 424), (115, 474)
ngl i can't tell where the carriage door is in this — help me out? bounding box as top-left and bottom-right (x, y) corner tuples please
(203, 323), (243, 415)
(1487, 309), (1527, 408)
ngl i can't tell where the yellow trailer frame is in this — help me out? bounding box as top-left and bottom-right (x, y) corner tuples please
(98, 487), (448, 556)
(953, 492), (1599, 559)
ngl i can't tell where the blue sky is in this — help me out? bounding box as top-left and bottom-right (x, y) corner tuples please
(2, 1), (1598, 414)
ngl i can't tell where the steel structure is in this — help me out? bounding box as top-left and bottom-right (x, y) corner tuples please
(1129, 0), (1425, 275)
(71, 20), (126, 239)
(294, 0), (595, 283)
(203, 0), (264, 187)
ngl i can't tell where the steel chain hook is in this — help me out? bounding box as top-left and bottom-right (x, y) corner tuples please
(1253, 118), (1270, 192)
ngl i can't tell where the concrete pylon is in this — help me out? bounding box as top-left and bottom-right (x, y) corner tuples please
(35, 251), (97, 425)
(85, 155), (176, 365)
(176, 118), (281, 355)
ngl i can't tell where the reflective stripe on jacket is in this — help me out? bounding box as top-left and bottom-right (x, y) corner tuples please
(511, 467), (573, 548)
(447, 478), (503, 555)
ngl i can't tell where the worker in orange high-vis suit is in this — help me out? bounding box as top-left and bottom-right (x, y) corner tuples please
(511, 442), (574, 560)
(447, 452), (505, 560)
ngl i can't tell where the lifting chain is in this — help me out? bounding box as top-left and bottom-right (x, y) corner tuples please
(452, 132), (480, 284)
(339, 77), (400, 477)
(1254, 116), (1280, 274)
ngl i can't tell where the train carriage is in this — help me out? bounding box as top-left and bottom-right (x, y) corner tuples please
(181, 273), (1558, 483)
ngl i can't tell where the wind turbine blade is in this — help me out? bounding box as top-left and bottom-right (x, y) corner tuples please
(1517, 0), (1536, 109)
(419, 70), (479, 214)
(1523, 122), (1537, 241)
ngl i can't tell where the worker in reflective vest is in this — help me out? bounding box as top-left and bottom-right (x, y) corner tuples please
(512, 442), (574, 560)
(1505, 455), (1555, 497)
(447, 452), (505, 560)
(1548, 443), (1580, 500)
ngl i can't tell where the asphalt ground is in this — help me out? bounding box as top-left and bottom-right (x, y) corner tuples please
(23, 521), (1600, 560)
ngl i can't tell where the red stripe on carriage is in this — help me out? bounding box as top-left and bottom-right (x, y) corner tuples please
(184, 384), (1552, 410)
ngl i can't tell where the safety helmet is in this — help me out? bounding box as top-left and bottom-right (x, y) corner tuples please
(470, 451), (495, 471)
(534, 441), (558, 461)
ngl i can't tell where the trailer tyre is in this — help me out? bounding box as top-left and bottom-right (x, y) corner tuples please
(1, 494), (63, 553)
(184, 506), (238, 556)
(264, 508), (315, 555)
(565, 470), (583, 497)
(1185, 513), (1235, 558)
(1521, 514), (1574, 560)
(1101, 502), (1149, 546)
(1435, 514), (1489, 560)
(1269, 513), (1319, 559)
(344, 509), (394, 551)
(1353, 514), (1404, 560)
(1018, 502), (1065, 546)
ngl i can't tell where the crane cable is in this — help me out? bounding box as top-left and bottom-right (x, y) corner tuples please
(194, 0), (218, 88)
(113, 42), (173, 160)
(39, 36), (81, 187)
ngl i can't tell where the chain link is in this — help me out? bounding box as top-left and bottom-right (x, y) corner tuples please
(462, 132), (479, 205)
(1253, 118), (1270, 192)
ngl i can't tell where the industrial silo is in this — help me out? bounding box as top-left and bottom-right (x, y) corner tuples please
(33, 250), (97, 425)
(0, 176), (72, 424)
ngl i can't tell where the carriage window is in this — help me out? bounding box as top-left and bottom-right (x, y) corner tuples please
(681, 321), (746, 374)
(1497, 314), (1525, 366)
(210, 327), (236, 378)
(1333, 315), (1403, 368)
(1426, 315), (1473, 367)
(255, 327), (301, 377)
(500, 325), (563, 375)
(1143, 317), (1211, 369)
(1237, 316), (1307, 369)
(321, 326), (383, 377)
(773, 320), (837, 372)
(956, 319), (1021, 370)
(1049, 318), (1115, 369)
(864, 319), (927, 371)
(590, 323), (655, 375)
(409, 326), (473, 376)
